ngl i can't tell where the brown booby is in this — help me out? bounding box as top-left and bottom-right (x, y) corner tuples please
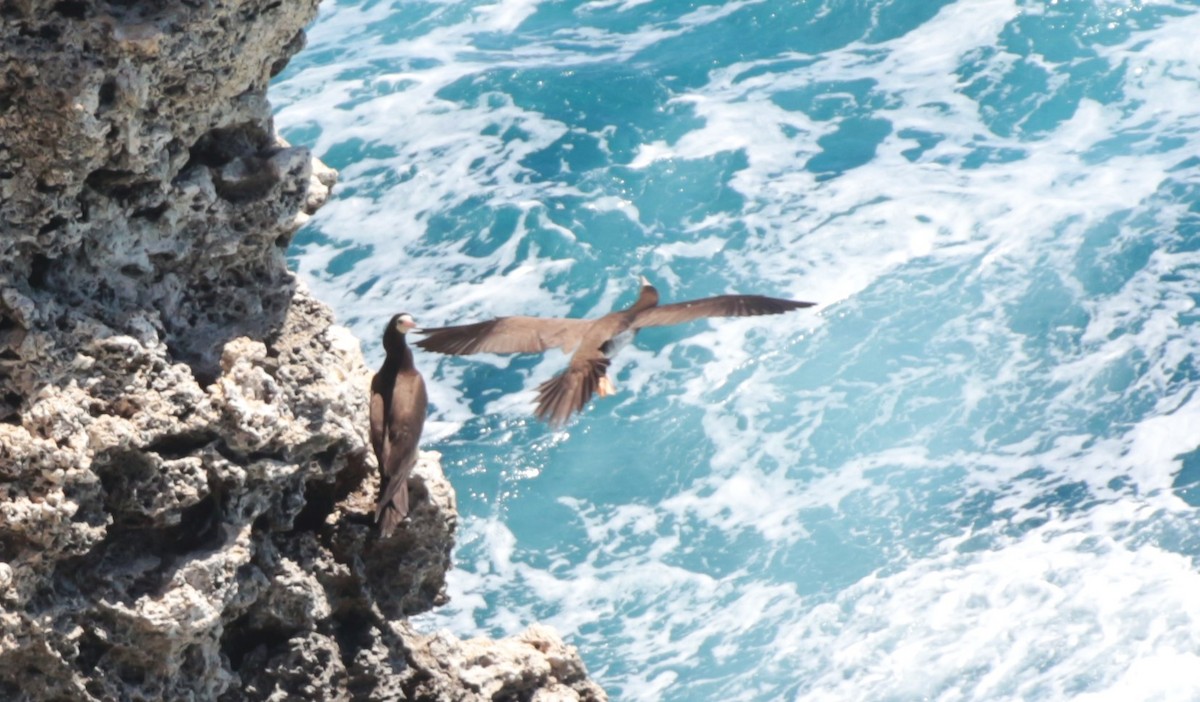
(415, 277), (815, 426)
(370, 313), (427, 536)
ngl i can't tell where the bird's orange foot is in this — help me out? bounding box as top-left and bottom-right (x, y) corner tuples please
(598, 376), (616, 397)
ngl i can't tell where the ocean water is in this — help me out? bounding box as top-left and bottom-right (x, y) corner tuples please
(270, 0), (1200, 699)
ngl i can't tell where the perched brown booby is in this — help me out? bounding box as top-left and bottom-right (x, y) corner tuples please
(370, 313), (427, 537)
(416, 277), (815, 426)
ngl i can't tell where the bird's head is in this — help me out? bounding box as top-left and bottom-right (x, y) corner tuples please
(632, 274), (659, 311)
(383, 312), (418, 352)
(391, 313), (417, 332)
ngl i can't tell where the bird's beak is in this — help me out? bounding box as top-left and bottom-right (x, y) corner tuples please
(639, 275), (650, 287)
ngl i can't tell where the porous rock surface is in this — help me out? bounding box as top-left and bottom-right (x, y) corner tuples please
(0, 1), (605, 700)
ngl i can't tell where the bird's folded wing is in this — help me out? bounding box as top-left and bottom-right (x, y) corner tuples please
(368, 388), (385, 462)
(631, 295), (815, 328)
(535, 351), (611, 427)
(375, 379), (426, 530)
(375, 469), (411, 535)
(416, 316), (592, 355)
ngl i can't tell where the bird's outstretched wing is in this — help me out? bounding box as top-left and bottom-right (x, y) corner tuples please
(534, 351), (612, 427)
(416, 316), (593, 355)
(631, 295), (815, 329)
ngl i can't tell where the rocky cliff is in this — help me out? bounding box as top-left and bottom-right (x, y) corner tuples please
(0, 1), (604, 700)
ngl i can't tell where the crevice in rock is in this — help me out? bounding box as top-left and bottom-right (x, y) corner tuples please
(28, 254), (53, 290)
(0, 392), (21, 424)
(213, 156), (279, 203)
(37, 216), (67, 236)
(131, 201), (169, 220)
(188, 123), (271, 169)
(75, 627), (111, 680)
(293, 446), (368, 534)
(97, 77), (117, 110)
(52, 1), (88, 19)
(84, 167), (159, 202)
(221, 611), (294, 674)
(145, 431), (216, 460)
(94, 449), (158, 527)
(270, 30), (306, 77)
(292, 476), (337, 534)
(332, 607), (374, 674)
(213, 439), (285, 467)
(168, 489), (223, 556)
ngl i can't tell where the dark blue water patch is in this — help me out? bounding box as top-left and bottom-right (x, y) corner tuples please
(626, 1), (884, 90)
(1026, 57), (1127, 137)
(437, 64), (679, 148)
(960, 144), (1026, 169)
(502, 498), (591, 563)
(335, 77), (418, 112)
(353, 275), (380, 298)
(625, 150), (749, 228)
(275, 45), (351, 79)
(805, 117), (892, 179)
(422, 195), (490, 246)
(309, 163), (413, 207)
(1169, 155), (1200, 174)
(526, 201), (643, 261)
(1074, 211), (1157, 297)
(508, 0), (666, 41)
(864, 0), (958, 43)
(898, 128), (943, 162)
(1020, 478), (1096, 514)
(959, 53), (1053, 139)
(364, 0), (478, 44)
(1083, 123), (1161, 165)
(436, 401), (723, 534)
(320, 137), (399, 171)
(1000, 8), (1098, 63)
(1072, 55), (1128, 106)
(958, 17), (1132, 140)
(1006, 263), (1090, 338)
(420, 199), (584, 271)
(771, 78), (897, 122)
(1171, 444), (1200, 504)
(461, 204), (520, 259)
(776, 511), (894, 595)
(287, 224), (345, 274)
(732, 57), (821, 86)
(325, 244), (373, 277)
(279, 122), (321, 149)
(520, 130), (610, 182)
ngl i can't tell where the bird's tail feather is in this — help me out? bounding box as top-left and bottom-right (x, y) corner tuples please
(535, 357), (611, 427)
(375, 475), (411, 538)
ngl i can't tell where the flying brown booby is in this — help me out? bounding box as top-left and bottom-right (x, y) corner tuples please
(416, 277), (815, 426)
(370, 313), (427, 537)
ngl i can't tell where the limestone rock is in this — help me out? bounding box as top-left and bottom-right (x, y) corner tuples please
(405, 624), (609, 702)
(0, 0), (604, 700)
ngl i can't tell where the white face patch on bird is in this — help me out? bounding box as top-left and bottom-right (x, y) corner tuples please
(395, 313), (417, 331)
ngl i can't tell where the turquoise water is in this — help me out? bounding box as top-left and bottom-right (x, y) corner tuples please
(272, 1), (1200, 699)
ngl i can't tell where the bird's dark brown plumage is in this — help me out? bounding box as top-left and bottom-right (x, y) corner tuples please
(416, 278), (815, 427)
(370, 313), (427, 537)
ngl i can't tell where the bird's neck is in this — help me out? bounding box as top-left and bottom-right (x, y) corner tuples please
(628, 286), (659, 313)
(383, 332), (414, 370)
